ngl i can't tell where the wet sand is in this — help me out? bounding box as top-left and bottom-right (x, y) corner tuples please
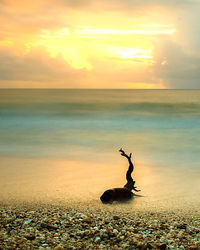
(0, 200), (199, 249)
(0, 156), (199, 249)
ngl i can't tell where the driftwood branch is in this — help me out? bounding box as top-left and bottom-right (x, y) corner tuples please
(119, 148), (132, 159)
(100, 149), (141, 203)
(119, 148), (140, 192)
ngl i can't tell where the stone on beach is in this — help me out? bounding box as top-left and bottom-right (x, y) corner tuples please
(0, 201), (199, 249)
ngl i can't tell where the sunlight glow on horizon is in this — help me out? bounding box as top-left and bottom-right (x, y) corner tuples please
(33, 24), (174, 71)
(0, 0), (185, 89)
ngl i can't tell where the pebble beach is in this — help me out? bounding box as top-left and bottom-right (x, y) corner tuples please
(0, 200), (199, 250)
(0, 89), (200, 249)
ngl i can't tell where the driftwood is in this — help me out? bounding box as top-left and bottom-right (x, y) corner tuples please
(119, 148), (141, 192)
(100, 148), (141, 203)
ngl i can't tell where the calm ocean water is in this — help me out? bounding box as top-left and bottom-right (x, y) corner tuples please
(0, 89), (200, 208)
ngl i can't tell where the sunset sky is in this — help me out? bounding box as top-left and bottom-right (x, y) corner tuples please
(0, 0), (200, 89)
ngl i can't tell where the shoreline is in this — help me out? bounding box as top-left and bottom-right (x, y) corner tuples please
(0, 200), (199, 249)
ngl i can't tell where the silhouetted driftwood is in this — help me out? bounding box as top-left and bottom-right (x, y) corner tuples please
(100, 148), (141, 203)
(119, 148), (141, 192)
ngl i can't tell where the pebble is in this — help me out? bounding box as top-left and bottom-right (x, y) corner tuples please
(40, 223), (58, 230)
(54, 246), (64, 250)
(0, 202), (199, 249)
(94, 236), (101, 243)
(113, 215), (120, 220)
(24, 234), (36, 240)
(25, 219), (32, 224)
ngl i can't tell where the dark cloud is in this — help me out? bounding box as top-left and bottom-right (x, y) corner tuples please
(0, 46), (155, 88)
(0, 47), (86, 86)
(175, 6), (200, 55)
(153, 39), (200, 88)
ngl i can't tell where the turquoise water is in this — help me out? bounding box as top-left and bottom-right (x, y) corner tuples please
(0, 89), (200, 207)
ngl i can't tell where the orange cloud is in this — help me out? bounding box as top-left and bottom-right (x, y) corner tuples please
(0, 0), (199, 88)
(0, 46), (87, 87)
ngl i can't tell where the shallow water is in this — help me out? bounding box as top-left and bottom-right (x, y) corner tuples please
(0, 89), (200, 209)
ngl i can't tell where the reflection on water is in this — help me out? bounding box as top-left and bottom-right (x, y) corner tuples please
(0, 156), (199, 209)
(0, 89), (200, 209)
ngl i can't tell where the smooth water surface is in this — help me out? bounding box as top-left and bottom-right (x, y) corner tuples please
(0, 89), (199, 208)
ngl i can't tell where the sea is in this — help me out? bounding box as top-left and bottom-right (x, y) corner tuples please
(0, 89), (199, 209)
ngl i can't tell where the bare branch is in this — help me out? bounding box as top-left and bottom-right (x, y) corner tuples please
(119, 148), (131, 159)
(119, 148), (139, 192)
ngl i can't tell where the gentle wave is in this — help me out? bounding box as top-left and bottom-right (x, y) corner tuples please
(0, 102), (200, 117)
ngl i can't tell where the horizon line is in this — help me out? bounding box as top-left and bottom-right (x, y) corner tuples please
(0, 88), (200, 90)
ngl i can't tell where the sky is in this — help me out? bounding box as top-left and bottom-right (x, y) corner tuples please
(0, 0), (200, 89)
